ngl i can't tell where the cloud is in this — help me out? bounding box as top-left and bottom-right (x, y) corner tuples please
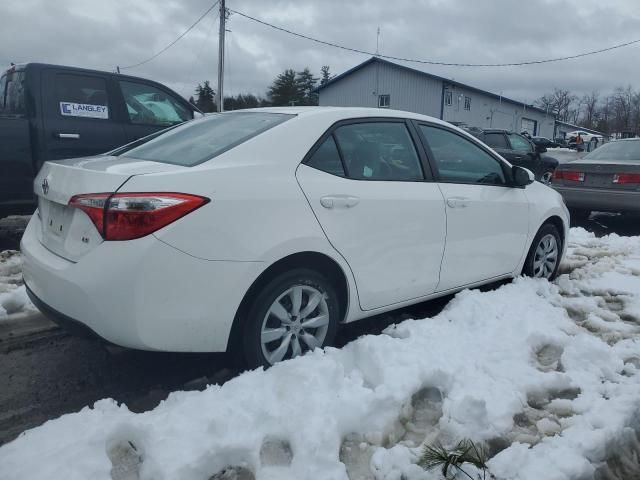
(1, 0), (638, 105)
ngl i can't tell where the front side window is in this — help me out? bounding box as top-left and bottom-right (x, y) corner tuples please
(306, 136), (345, 177)
(120, 81), (191, 126)
(121, 112), (293, 166)
(333, 122), (424, 181)
(420, 125), (506, 185)
(483, 133), (509, 149)
(508, 133), (533, 153)
(0, 70), (26, 115)
(464, 96), (471, 110)
(378, 94), (390, 108)
(55, 74), (109, 120)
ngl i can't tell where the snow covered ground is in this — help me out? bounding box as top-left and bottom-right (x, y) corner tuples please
(0, 251), (35, 321)
(1, 228), (640, 480)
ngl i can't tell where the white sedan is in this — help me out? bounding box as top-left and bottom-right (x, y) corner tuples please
(21, 107), (569, 368)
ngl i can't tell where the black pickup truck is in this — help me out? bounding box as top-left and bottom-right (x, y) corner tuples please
(0, 63), (198, 215)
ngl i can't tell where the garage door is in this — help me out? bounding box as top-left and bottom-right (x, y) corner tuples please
(521, 118), (537, 136)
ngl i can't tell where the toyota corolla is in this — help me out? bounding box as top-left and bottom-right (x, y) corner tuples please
(21, 107), (569, 369)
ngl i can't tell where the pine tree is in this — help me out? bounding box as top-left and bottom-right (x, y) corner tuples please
(296, 67), (319, 106)
(267, 69), (302, 106)
(320, 65), (331, 87)
(195, 81), (216, 112)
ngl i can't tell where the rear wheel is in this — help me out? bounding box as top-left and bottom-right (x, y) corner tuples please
(241, 269), (339, 369)
(523, 224), (562, 281)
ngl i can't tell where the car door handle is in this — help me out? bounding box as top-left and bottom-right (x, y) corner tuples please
(446, 197), (470, 208)
(55, 133), (80, 139)
(320, 195), (360, 209)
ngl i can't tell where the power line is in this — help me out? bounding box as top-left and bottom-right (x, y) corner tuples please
(230, 8), (640, 68)
(120, 1), (220, 70)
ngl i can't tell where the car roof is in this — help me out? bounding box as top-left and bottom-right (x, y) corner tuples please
(241, 106), (454, 127)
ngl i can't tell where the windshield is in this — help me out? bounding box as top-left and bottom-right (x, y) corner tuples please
(583, 140), (640, 161)
(121, 112), (294, 166)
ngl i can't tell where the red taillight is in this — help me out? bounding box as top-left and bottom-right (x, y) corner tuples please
(613, 173), (640, 184)
(69, 193), (209, 241)
(553, 170), (585, 182)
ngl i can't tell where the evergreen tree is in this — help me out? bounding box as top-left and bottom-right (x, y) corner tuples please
(320, 65), (331, 87)
(267, 69), (302, 106)
(195, 81), (216, 112)
(296, 67), (319, 106)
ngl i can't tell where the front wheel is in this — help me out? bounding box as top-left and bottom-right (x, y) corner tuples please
(522, 224), (562, 281)
(242, 269), (339, 369)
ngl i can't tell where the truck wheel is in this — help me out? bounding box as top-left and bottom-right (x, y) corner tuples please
(569, 208), (591, 223)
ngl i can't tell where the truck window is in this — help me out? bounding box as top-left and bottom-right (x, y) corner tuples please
(119, 81), (191, 127)
(55, 74), (110, 120)
(0, 70), (26, 115)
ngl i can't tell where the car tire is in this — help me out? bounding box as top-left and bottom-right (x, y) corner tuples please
(569, 208), (591, 223)
(522, 223), (563, 281)
(241, 269), (339, 370)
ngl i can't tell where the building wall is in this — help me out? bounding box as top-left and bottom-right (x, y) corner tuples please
(442, 84), (554, 138)
(319, 61), (443, 116)
(319, 61), (555, 138)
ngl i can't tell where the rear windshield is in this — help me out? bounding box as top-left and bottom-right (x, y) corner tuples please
(121, 112), (294, 166)
(0, 70), (26, 115)
(584, 140), (640, 161)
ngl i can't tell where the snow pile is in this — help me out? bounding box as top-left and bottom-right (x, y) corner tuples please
(0, 250), (34, 320)
(1, 229), (640, 479)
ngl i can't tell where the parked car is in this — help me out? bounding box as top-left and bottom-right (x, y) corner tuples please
(472, 129), (559, 183)
(552, 138), (640, 220)
(566, 130), (603, 144)
(532, 136), (559, 149)
(22, 107), (569, 369)
(0, 63), (199, 216)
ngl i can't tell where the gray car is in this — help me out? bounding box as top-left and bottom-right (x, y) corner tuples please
(552, 138), (640, 220)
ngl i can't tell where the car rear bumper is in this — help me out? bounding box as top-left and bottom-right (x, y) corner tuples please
(553, 186), (640, 213)
(21, 215), (264, 352)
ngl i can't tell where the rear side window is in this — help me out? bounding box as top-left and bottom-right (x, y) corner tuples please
(120, 81), (191, 126)
(306, 136), (345, 177)
(121, 112), (293, 166)
(333, 122), (424, 181)
(0, 70), (26, 115)
(483, 133), (508, 149)
(55, 74), (110, 120)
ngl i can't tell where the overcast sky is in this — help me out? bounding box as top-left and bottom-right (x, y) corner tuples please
(2, 0), (639, 104)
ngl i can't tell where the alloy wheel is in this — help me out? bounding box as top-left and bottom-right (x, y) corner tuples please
(260, 285), (330, 365)
(533, 234), (559, 279)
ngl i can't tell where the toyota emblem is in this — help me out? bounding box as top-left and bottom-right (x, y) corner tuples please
(42, 178), (50, 195)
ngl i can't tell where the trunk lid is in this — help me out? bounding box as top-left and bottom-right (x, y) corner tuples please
(555, 160), (640, 191)
(34, 155), (185, 261)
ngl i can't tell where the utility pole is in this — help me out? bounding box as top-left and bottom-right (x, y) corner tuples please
(216, 0), (226, 112)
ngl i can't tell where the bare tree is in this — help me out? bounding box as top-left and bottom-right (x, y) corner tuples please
(535, 88), (577, 122)
(581, 91), (599, 129)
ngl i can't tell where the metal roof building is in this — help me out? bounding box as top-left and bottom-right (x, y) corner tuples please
(318, 57), (555, 138)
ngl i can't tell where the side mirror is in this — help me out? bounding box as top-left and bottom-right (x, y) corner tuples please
(513, 166), (535, 187)
(535, 144), (547, 154)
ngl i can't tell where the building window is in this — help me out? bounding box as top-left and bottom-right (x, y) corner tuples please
(378, 94), (390, 108)
(445, 91), (452, 106)
(464, 96), (471, 111)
